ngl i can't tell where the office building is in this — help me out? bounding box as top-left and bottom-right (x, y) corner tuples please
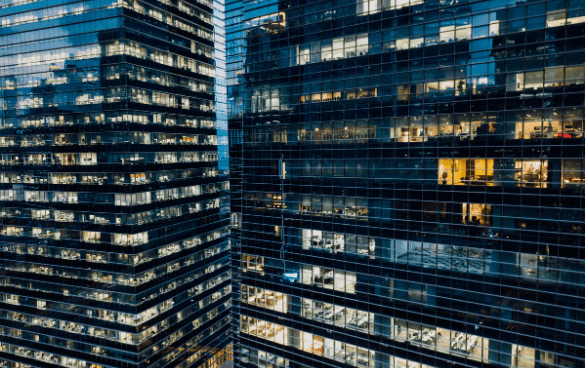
(225, 0), (244, 355)
(229, 0), (585, 367)
(0, 0), (231, 367)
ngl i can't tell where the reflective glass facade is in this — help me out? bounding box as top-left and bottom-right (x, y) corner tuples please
(225, 0), (243, 358)
(0, 0), (231, 367)
(229, 0), (585, 367)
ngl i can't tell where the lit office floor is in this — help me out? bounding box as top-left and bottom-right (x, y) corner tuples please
(396, 245), (491, 275)
(395, 326), (488, 363)
(512, 346), (537, 368)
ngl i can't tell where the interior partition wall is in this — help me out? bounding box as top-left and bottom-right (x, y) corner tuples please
(228, 0), (585, 367)
(0, 0), (231, 367)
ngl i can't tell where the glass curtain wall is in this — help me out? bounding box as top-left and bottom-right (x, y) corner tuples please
(229, 0), (585, 367)
(0, 0), (231, 367)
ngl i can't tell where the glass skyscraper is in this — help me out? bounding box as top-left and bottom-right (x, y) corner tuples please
(0, 0), (231, 367)
(229, 0), (585, 367)
(225, 0), (244, 357)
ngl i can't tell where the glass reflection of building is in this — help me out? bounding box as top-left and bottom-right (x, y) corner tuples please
(229, 0), (585, 367)
(0, 0), (232, 367)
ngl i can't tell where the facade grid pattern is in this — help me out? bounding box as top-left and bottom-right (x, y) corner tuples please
(0, 0), (231, 367)
(228, 0), (585, 367)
